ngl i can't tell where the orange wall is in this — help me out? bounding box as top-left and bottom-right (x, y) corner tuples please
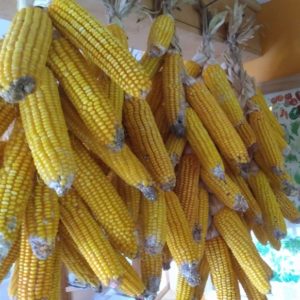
(244, 0), (300, 83)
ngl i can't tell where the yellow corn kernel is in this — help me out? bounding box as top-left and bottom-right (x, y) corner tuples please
(72, 137), (138, 258)
(48, 0), (151, 98)
(154, 103), (170, 141)
(198, 185), (209, 259)
(235, 119), (257, 154)
(48, 38), (124, 150)
(117, 252), (145, 297)
(60, 189), (123, 285)
(273, 188), (300, 224)
(20, 68), (75, 195)
(8, 260), (19, 299)
(203, 64), (245, 128)
(184, 60), (202, 78)
(176, 274), (195, 300)
(252, 223), (268, 245)
(213, 207), (270, 294)
(163, 50), (187, 137)
(206, 235), (240, 300)
(232, 254), (267, 300)
(184, 80), (249, 168)
(201, 169), (248, 212)
(175, 153), (201, 244)
(252, 90), (285, 137)
(0, 101), (16, 137)
(0, 237), (20, 283)
(0, 7), (52, 102)
(162, 244), (172, 270)
(165, 133), (186, 167)
(146, 72), (163, 113)
(49, 240), (62, 300)
(124, 97), (175, 190)
(106, 23), (128, 48)
(0, 118), (35, 261)
(60, 223), (100, 287)
(227, 169), (263, 224)
(249, 110), (285, 174)
(0, 141), (6, 167)
(62, 99), (156, 200)
(17, 226), (58, 300)
(165, 191), (199, 286)
(116, 177), (141, 225)
(25, 178), (59, 260)
(247, 169), (287, 241)
(141, 190), (167, 255)
(140, 53), (163, 80)
(147, 14), (175, 57)
(194, 255), (210, 299)
(186, 107), (225, 179)
(141, 252), (162, 298)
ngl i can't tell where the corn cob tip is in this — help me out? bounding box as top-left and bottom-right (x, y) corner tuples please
(160, 179), (176, 191)
(148, 45), (168, 58)
(254, 214), (264, 225)
(0, 235), (12, 262)
(108, 278), (121, 289)
(48, 174), (74, 196)
(162, 261), (171, 270)
(137, 185), (157, 201)
(212, 164), (225, 180)
(144, 236), (163, 255)
(170, 153), (180, 167)
(29, 236), (54, 260)
(108, 126), (125, 152)
(182, 75), (197, 87)
(144, 276), (161, 295)
(0, 76), (36, 103)
(233, 194), (249, 212)
(179, 261), (200, 287)
(273, 229), (286, 241)
(272, 166), (285, 176)
(192, 224), (201, 242)
(143, 292), (157, 300)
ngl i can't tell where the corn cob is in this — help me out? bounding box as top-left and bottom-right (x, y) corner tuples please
(162, 244), (172, 270)
(194, 255), (210, 300)
(140, 53), (163, 80)
(247, 169), (287, 240)
(62, 99), (156, 200)
(60, 223), (100, 287)
(0, 237), (20, 283)
(141, 190), (167, 254)
(184, 79), (249, 168)
(141, 252), (162, 298)
(116, 178), (141, 225)
(48, 0), (151, 97)
(206, 234), (240, 300)
(146, 72), (163, 113)
(235, 119), (258, 155)
(147, 14), (175, 57)
(273, 188), (300, 223)
(20, 68), (75, 195)
(176, 274), (195, 300)
(186, 107), (225, 179)
(0, 6), (52, 102)
(252, 223), (268, 245)
(154, 103), (170, 141)
(115, 252), (145, 297)
(0, 118), (35, 261)
(124, 97), (175, 190)
(163, 50), (187, 137)
(72, 137), (138, 258)
(252, 90), (285, 137)
(165, 133), (186, 167)
(25, 178), (59, 260)
(202, 64), (246, 127)
(213, 207), (270, 294)
(0, 101), (16, 137)
(249, 110), (284, 174)
(8, 260), (19, 299)
(48, 38), (124, 151)
(184, 60), (202, 78)
(198, 185), (209, 259)
(227, 169), (263, 224)
(175, 153), (201, 243)
(165, 191), (199, 286)
(17, 226), (57, 300)
(60, 189), (123, 285)
(201, 169), (248, 212)
(232, 254), (267, 300)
